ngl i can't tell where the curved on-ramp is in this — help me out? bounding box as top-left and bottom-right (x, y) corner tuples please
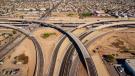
(1, 19), (98, 76)
(1, 19), (135, 76)
(0, 24), (44, 76)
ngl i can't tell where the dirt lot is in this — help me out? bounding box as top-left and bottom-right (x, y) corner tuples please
(0, 37), (36, 76)
(96, 29), (135, 59)
(87, 28), (135, 76)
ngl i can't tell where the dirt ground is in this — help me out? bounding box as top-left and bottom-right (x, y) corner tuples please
(0, 37), (36, 76)
(87, 28), (135, 76)
(95, 28), (135, 59)
(0, 27), (62, 76)
(33, 28), (62, 75)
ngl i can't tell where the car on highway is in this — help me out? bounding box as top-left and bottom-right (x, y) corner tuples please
(117, 66), (124, 72)
(114, 65), (124, 73)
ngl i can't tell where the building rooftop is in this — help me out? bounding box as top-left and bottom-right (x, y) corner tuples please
(125, 59), (135, 71)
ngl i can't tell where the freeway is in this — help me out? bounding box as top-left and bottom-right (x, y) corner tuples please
(94, 22), (135, 30)
(29, 20), (97, 76)
(38, 0), (63, 20)
(50, 19), (132, 76)
(77, 19), (135, 28)
(0, 23), (41, 60)
(51, 28), (89, 76)
(47, 21), (116, 76)
(53, 21), (134, 75)
(59, 31), (92, 76)
(78, 21), (135, 75)
(56, 20), (135, 76)
(59, 27), (102, 76)
(0, 24), (44, 76)
(69, 53), (81, 76)
(47, 28), (84, 76)
(0, 22), (21, 24)
(47, 35), (67, 76)
(68, 28), (129, 76)
(1, 19), (135, 76)
(59, 29), (110, 76)
(48, 20), (135, 76)
(0, 34), (26, 59)
(82, 28), (130, 76)
(79, 21), (135, 75)
(4, 19), (98, 76)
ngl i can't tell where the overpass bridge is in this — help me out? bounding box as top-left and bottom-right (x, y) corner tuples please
(0, 19), (135, 76)
(0, 19), (98, 76)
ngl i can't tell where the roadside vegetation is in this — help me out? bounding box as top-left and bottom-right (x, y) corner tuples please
(12, 30), (17, 34)
(67, 13), (74, 17)
(81, 12), (93, 17)
(103, 55), (115, 62)
(41, 32), (56, 39)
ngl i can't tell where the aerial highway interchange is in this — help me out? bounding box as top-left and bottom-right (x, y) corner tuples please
(0, 19), (135, 76)
(0, 0), (135, 76)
